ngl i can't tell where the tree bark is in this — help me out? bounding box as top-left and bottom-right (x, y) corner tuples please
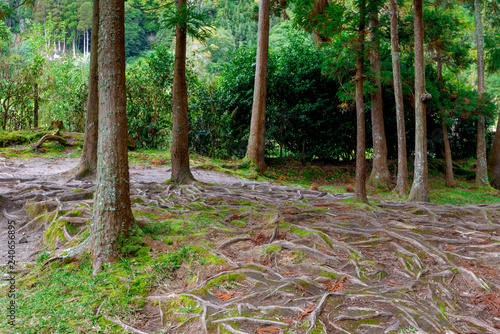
(246, 0), (270, 174)
(170, 0), (195, 184)
(474, 0), (489, 187)
(91, 0), (134, 275)
(389, 0), (408, 197)
(75, 0), (99, 179)
(437, 52), (454, 187)
(441, 116), (454, 187)
(355, 0), (368, 203)
(368, 13), (390, 189)
(408, 0), (429, 202)
(488, 119), (500, 188)
(33, 83), (39, 128)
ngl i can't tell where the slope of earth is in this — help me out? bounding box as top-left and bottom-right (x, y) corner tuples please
(0, 156), (499, 334)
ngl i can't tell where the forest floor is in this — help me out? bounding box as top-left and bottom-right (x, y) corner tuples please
(0, 135), (500, 334)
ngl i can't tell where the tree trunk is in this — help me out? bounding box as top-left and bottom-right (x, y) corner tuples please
(368, 13), (390, 189)
(91, 0), (134, 275)
(441, 116), (454, 187)
(73, 36), (76, 57)
(488, 119), (500, 188)
(170, 0), (195, 184)
(246, 0), (270, 174)
(3, 102), (7, 130)
(75, 0), (99, 179)
(33, 83), (39, 128)
(408, 0), (429, 202)
(389, 0), (408, 197)
(355, 0), (367, 203)
(474, 0), (489, 187)
(436, 52), (454, 188)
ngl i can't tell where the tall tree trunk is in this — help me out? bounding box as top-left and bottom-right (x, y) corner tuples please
(75, 0), (99, 179)
(389, 0), (408, 196)
(436, 52), (454, 187)
(33, 83), (39, 128)
(72, 36), (76, 57)
(474, 0), (489, 187)
(441, 116), (454, 187)
(408, 0), (430, 202)
(91, 0), (134, 275)
(246, 0), (270, 174)
(488, 119), (500, 188)
(355, 0), (368, 203)
(368, 13), (390, 189)
(170, 0), (195, 184)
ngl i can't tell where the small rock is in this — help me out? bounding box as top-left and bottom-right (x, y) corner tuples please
(19, 236), (28, 244)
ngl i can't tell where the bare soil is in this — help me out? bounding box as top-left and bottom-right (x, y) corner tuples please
(1, 156), (500, 334)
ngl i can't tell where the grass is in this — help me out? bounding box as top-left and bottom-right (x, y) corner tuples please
(0, 255), (153, 333)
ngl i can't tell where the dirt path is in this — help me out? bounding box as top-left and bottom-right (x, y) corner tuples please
(1, 156), (500, 334)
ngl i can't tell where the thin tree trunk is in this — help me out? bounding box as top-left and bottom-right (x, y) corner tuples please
(488, 119), (500, 188)
(33, 83), (39, 128)
(441, 116), (454, 187)
(246, 0), (270, 174)
(436, 52), (454, 187)
(73, 36), (76, 57)
(355, 0), (367, 203)
(474, 0), (489, 187)
(170, 0), (195, 184)
(75, 0), (99, 179)
(389, 0), (408, 196)
(368, 13), (390, 189)
(91, 0), (134, 275)
(408, 0), (430, 202)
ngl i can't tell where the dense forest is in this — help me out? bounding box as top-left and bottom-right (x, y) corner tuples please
(1, 0), (497, 159)
(2, 0), (500, 333)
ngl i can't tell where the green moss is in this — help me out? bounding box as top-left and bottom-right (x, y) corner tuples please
(119, 226), (146, 257)
(290, 226), (313, 236)
(205, 273), (244, 289)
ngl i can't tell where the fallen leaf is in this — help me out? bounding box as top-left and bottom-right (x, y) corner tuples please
(298, 304), (315, 321)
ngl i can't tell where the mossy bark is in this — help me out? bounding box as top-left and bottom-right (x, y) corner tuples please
(389, 0), (408, 197)
(474, 0), (489, 187)
(170, 0), (195, 184)
(91, 0), (134, 275)
(354, 0), (368, 204)
(368, 13), (391, 190)
(408, 0), (429, 202)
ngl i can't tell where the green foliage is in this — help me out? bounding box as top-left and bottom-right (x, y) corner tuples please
(160, 2), (214, 42)
(41, 58), (88, 131)
(126, 44), (175, 149)
(125, 8), (148, 58)
(154, 245), (197, 278)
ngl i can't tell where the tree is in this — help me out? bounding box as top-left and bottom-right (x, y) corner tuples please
(91, 0), (134, 275)
(74, 0), (99, 179)
(246, 0), (270, 173)
(389, 0), (408, 196)
(354, 0), (368, 203)
(408, 0), (431, 202)
(474, 0), (489, 187)
(367, 10), (390, 189)
(170, 0), (195, 183)
(160, 0), (212, 184)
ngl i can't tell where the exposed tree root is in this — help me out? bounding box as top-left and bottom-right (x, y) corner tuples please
(2, 160), (500, 333)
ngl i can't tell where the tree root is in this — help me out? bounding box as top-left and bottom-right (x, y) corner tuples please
(103, 315), (150, 334)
